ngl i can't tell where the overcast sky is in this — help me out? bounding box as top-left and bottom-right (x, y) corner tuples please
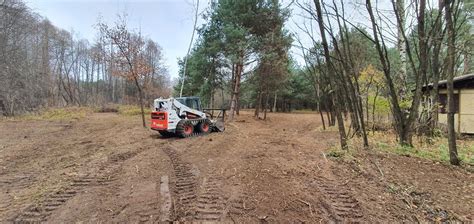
(24, 0), (401, 80)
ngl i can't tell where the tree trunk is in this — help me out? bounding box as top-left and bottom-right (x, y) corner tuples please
(134, 77), (147, 128)
(445, 0), (460, 165)
(327, 102), (334, 126)
(401, 0), (428, 144)
(319, 107), (326, 130)
(366, 94), (370, 128)
(272, 92), (277, 112)
(263, 92), (268, 120)
(236, 91), (240, 115)
(367, 0), (410, 146)
(372, 87), (380, 134)
(255, 91), (261, 118)
(396, 0), (407, 97)
(229, 59), (242, 121)
(314, 0), (347, 150)
(429, 0), (445, 132)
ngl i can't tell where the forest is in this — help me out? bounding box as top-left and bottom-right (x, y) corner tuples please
(176, 0), (473, 165)
(0, 1), (171, 116)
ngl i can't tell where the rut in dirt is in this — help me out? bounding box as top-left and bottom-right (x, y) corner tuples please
(163, 146), (242, 222)
(11, 150), (140, 223)
(311, 176), (363, 222)
(12, 175), (116, 223)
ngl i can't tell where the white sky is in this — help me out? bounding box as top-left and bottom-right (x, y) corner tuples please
(25, 0), (404, 79)
(26, 0), (212, 79)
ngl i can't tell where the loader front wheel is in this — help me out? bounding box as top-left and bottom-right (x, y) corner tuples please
(197, 119), (211, 134)
(176, 120), (194, 138)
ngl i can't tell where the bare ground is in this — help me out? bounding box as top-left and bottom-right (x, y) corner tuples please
(0, 111), (472, 223)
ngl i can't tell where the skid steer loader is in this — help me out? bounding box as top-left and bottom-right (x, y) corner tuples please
(150, 97), (225, 138)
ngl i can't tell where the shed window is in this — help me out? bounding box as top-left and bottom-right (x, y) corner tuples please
(438, 94), (459, 114)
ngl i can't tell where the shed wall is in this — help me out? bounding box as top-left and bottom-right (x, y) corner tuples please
(438, 89), (474, 134)
(459, 89), (474, 134)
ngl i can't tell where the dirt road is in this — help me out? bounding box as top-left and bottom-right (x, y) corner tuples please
(0, 111), (472, 223)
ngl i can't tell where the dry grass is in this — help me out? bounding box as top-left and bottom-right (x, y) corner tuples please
(368, 132), (474, 166)
(322, 126), (474, 166)
(117, 105), (151, 116)
(4, 107), (93, 121)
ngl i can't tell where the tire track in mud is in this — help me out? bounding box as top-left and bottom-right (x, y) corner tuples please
(136, 202), (160, 224)
(227, 189), (253, 217)
(162, 146), (229, 222)
(194, 176), (226, 221)
(11, 150), (139, 223)
(162, 147), (198, 220)
(311, 176), (363, 223)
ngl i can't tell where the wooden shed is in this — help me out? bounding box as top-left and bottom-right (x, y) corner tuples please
(422, 73), (474, 134)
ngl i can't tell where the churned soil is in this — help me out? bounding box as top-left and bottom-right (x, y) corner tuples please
(0, 111), (472, 223)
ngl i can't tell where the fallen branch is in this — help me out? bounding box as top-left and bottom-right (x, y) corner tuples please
(371, 159), (384, 178)
(298, 199), (313, 216)
(322, 152), (328, 162)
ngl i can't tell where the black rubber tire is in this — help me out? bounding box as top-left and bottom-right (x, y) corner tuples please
(176, 120), (194, 138)
(196, 119), (212, 134)
(158, 130), (174, 138)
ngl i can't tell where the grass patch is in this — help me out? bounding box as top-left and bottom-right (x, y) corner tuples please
(325, 145), (357, 161)
(12, 107), (92, 121)
(326, 148), (346, 158)
(373, 133), (474, 165)
(117, 105), (151, 116)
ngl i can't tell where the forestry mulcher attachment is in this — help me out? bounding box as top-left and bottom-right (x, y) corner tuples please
(150, 97), (225, 138)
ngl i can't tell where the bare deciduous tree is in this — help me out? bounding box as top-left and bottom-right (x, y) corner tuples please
(98, 17), (153, 127)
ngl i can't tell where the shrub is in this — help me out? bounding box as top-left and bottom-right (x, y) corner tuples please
(326, 148), (346, 158)
(97, 105), (119, 113)
(19, 107), (92, 121)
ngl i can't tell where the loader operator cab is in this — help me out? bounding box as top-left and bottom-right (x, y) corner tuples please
(176, 97), (202, 111)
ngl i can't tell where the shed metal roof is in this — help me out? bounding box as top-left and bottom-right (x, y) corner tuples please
(422, 73), (474, 90)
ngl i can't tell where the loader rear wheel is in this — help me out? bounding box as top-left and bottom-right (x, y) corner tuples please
(176, 120), (194, 138)
(197, 119), (211, 134)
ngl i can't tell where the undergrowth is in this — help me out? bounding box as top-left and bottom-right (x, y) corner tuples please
(376, 142), (474, 165)
(10, 107), (92, 121)
(325, 145), (356, 161)
(0, 105), (153, 121)
(326, 130), (474, 166)
(373, 132), (474, 165)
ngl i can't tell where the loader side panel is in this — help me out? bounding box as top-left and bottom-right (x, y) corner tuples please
(151, 111), (168, 130)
